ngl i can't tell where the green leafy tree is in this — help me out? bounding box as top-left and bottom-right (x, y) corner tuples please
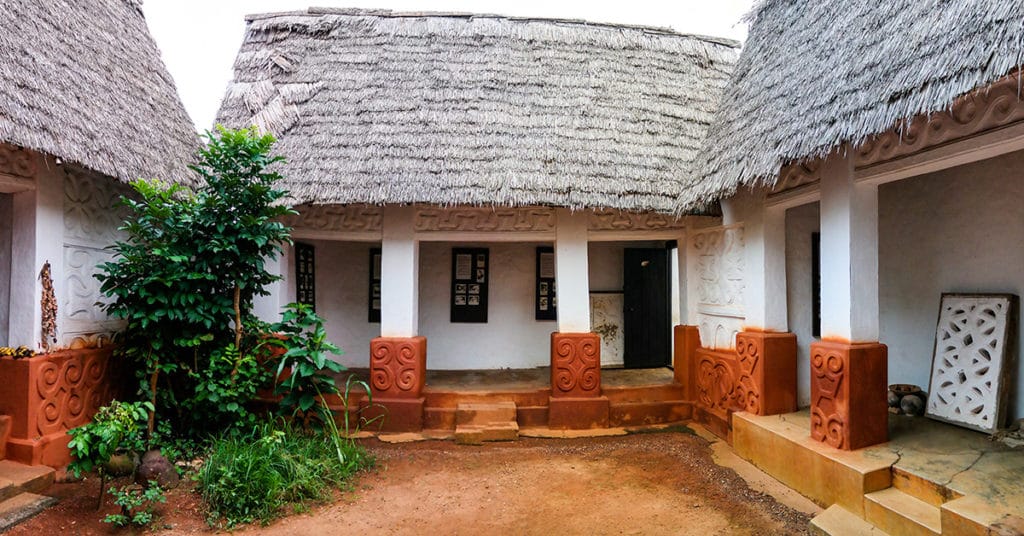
(97, 126), (294, 436)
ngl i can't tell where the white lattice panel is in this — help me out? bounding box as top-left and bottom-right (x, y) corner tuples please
(926, 294), (1015, 433)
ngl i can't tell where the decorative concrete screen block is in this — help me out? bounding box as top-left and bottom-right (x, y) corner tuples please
(370, 336), (427, 398)
(550, 332), (601, 397)
(926, 294), (1017, 433)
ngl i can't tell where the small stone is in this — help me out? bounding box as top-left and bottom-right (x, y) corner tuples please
(136, 450), (180, 489)
(901, 394), (925, 416)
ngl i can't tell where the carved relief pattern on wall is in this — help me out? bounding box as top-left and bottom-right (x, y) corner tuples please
(62, 168), (129, 347)
(689, 225), (745, 349)
(772, 159), (821, 194)
(284, 204), (382, 232)
(926, 295), (1013, 433)
(810, 346), (846, 449)
(855, 74), (1024, 167)
(35, 350), (115, 436)
(588, 209), (686, 231)
(0, 144), (37, 177)
(696, 347), (760, 415)
(415, 207), (555, 232)
(370, 338), (425, 397)
(551, 334), (601, 397)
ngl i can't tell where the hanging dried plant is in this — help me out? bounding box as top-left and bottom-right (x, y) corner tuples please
(39, 261), (57, 352)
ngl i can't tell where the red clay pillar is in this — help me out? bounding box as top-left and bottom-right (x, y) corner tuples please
(548, 332), (609, 429)
(366, 336), (427, 432)
(809, 340), (887, 450)
(735, 331), (798, 416)
(673, 325), (701, 401)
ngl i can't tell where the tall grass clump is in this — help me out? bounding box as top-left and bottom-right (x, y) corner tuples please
(197, 422), (373, 527)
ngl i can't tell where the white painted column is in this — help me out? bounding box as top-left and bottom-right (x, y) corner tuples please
(819, 153), (879, 342)
(671, 231), (685, 326)
(554, 208), (590, 333)
(8, 164), (64, 349)
(727, 189), (788, 332)
(380, 206), (419, 337)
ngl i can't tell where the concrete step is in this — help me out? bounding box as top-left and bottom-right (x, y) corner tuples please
(0, 492), (57, 532)
(891, 467), (961, 507)
(810, 504), (890, 535)
(456, 402), (517, 426)
(863, 488), (941, 536)
(0, 461), (54, 498)
(454, 421), (519, 445)
(608, 400), (692, 426)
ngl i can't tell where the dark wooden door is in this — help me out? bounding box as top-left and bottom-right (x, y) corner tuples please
(623, 248), (670, 368)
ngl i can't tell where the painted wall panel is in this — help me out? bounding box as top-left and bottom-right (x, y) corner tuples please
(308, 240), (381, 369)
(785, 202), (819, 408)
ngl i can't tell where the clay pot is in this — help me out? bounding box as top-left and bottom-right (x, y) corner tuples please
(887, 390), (901, 408)
(888, 384), (922, 398)
(900, 394), (925, 416)
(135, 450), (179, 489)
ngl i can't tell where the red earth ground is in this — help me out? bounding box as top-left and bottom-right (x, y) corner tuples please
(8, 427), (811, 535)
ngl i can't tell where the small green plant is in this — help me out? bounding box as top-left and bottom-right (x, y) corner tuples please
(67, 400), (152, 509)
(197, 422), (372, 528)
(188, 344), (271, 433)
(269, 303), (345, 421)
(103, 481), (166, 528)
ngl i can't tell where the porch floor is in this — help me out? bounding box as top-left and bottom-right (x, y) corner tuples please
(341, 366), (676, 392)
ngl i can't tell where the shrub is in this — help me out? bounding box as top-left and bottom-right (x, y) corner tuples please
(268, 303), (345, 421)
(104, 481), (166, 528)
(67, 400), (151, 478)
(197, 423), (372, 527)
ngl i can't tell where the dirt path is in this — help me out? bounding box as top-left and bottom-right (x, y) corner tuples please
(10, 427), (811, 535)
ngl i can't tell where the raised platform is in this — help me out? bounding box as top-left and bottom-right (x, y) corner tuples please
(735, 410), (1024, 535)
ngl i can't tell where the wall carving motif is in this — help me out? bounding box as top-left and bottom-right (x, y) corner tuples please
(689, 225), (745, 349)
(696, 347), (759, 414)
(415, 207), (555, 233)
(926, 294), (1014, 433)
(550, 333), (601, 397)
(855, 74), (1024, 167)
(284, 204), (382, 232)
(34, 348), (116, 436)
(370, 337), (426, 398)
(810, 345), (846, 449)
(588, 209), (686, 231)
(63, 167), (127, 246)
(0, 144), (36, 178)
(772, 159), (821, 194)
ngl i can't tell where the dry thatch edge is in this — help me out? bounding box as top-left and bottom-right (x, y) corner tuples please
(686, 0), (1024, 212)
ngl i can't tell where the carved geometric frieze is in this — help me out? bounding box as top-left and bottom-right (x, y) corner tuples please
(0, 143), (37, 178)
(926, 294), (1016, 433)
(855, 74), (1024, 167)
(63, 166), (129, 246)
(588, 209), (687, 232)
(689, 225), (745, 311)
(283, 204), (382, 233)
(370, 336), (427, 398)
(415, 207), (555, 233)
(696, 347), (759, 414)
(697, 313), (743, 351)
(772, 159), (821, 194)
(550, 332), (601, 398)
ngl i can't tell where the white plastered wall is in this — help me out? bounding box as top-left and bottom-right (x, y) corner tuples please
(0, 194), (11, 343)
(306, 240), (380, 369)
(785, 202), (820, 408)
(418, 241), (554, 370)
(878, 149), (1024, 421)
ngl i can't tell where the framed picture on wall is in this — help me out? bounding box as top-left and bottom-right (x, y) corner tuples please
(451, 247), (488, 322)
(535, 246), (556, 320)
(295, 242), (316, 311)
(368, 248), (381, 323)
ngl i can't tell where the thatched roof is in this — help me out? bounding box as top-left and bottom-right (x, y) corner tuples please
(688, 0), (1024, 209)
(216, 8), (738, 213)
(0, 0), (199, 184)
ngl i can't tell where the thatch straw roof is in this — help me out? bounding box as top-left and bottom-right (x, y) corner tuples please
(215, 8), (738, 213)
(0, 0), (199, 184)
(688, 0), (1024, 209)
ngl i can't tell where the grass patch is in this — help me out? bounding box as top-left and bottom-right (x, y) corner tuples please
(197, 422), (374, 528)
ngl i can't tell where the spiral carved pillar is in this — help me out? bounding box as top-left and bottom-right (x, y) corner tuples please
(367, 336), (427, 431)
(548, 332), (609, 429)
(809, 340), (887, 450)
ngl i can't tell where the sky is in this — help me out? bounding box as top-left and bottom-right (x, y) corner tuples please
(142, 0), (754, 131)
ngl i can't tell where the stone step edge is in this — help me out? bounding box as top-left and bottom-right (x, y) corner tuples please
(810, 504), (890, 536)
(0, 492), (57, 532)
(863, 487), (941, 535)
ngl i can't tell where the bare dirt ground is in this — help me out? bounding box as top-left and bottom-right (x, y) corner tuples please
(10, 427), (811, 535)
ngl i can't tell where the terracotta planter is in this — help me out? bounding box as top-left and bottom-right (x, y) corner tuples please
(0, 347), (117, 467)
